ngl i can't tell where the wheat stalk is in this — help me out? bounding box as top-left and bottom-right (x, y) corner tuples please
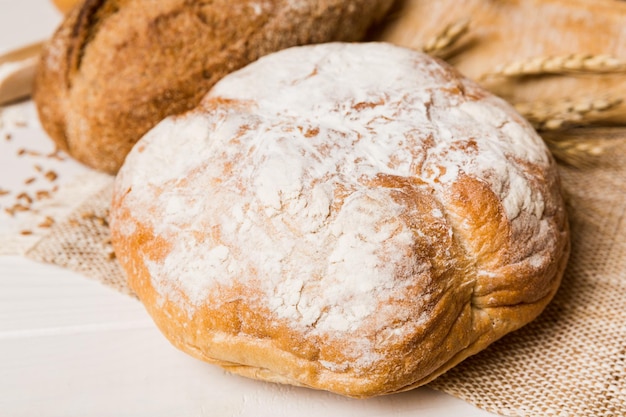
(481, 54), (626, 79)
(515, 96), (623, 131)
(421, 19), (470, 58)
(416, 22), (626, 168)
(518, 97), (622, 167)
(543, 136), (607, 168)
(540, 127), (626, 168)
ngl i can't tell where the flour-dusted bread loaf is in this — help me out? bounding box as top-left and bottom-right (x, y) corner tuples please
(33, 0), (393, 174)
(110, 43), (570, 398)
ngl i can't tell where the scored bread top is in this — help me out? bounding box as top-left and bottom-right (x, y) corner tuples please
(111, 42), (569, 397)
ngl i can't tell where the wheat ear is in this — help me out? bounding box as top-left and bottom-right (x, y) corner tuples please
(543, 136), (608, 168)
(540, 127), (626, 168)
(515, 97), (623, 131)
(421, 19), (470, 58)
(481, 54), (626, 79)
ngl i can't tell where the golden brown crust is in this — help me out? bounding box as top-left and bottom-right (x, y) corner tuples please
(110, 43), (570, 398)
(33, 0), (393, 173)
(113, 173), (569, 398)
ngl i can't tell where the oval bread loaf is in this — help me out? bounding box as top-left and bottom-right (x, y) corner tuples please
(110, 42), (570, 398)
(33, 0), (393, 173)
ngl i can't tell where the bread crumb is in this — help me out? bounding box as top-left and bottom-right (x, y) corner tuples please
(24, 177), (36, 185)
(20, 230), (33, 235)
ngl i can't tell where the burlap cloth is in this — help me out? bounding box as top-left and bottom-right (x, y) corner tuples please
(23, 131), (626, 417)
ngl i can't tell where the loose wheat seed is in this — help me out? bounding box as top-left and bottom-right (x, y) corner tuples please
(35, 190), (51, 200)
(16, 192), (33, 205)
(38, 216), (55, 228)
(12, 203), (29, 212)
(45, 171), (58, 182)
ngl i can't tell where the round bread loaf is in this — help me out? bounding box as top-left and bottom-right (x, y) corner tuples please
(110, 42), (570, 398)
(33, 0), (393, 174)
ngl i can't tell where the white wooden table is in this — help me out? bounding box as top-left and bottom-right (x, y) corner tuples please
(0, 2), (497, 415)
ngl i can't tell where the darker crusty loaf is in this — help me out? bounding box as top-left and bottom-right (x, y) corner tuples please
(33, 0), (393, 173)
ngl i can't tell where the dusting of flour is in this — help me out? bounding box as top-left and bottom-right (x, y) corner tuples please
(113, 43), (552, 369)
